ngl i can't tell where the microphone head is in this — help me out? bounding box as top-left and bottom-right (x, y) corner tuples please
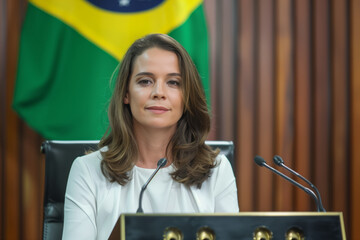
(254, 155), (266, 166)
(157, 158), (167, 168)
(273, 155), (284, 166)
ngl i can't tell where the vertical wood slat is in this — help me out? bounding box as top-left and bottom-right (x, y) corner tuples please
(218, 1), (237, 141)
(0, 0), (6, 236)
(330, 0), (349, 224)
(350, 0), (360, 238)
(204, 0), (218, 140)
(256, 0), (275, 211)
(312, 0), (331, 211)
(274, 0), (294, 211)
(294, 0), (312, 211)
(21, 124), (44, 239)
(4, 110), (20, 240)
(3, 0), (23, 238)
(213, 0), (223, 140)
(236, 0), (256, 211)
(212, 0), (225, 140)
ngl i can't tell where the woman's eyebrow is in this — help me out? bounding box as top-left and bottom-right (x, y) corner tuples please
(167, 73), (182, 77)
(134, 72), (181, 77)
(134, 72), (154, 77)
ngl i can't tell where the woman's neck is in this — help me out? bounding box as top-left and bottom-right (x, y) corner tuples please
(133, 125), (175, 169)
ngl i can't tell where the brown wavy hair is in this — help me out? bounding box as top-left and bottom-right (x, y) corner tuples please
(99, 33), (219, 188)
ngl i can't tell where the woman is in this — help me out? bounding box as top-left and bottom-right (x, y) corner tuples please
(62, 34), (238, 239)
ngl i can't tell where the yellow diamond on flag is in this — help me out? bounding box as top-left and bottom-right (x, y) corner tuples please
(30, 0), (202, 60)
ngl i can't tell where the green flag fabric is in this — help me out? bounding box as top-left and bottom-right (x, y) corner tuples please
(13, 0), (210, 140)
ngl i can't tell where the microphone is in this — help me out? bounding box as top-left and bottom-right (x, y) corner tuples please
(136, 158), (167, 213)
(273, 155), (326, 212)
(254, 155), (322, 212)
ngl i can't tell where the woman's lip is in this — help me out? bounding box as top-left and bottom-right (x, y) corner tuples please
(146, 106), (170, 113)
(146, 106), (169, 111)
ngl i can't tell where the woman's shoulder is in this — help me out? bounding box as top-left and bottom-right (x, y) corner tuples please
(195, 154), (235, 194)
(207, 154), (235, 184)
(214, 154), (233, 171)
(71, 148), (105, 178)
(74, 148), (103, 164)
(205, 154), (236, 193)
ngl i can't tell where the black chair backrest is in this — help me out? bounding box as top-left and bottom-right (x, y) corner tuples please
(41, 140), (234, 240)
(41, 141), (99, 240)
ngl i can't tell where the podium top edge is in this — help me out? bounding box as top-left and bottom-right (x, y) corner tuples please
(120, 212), (343, 217)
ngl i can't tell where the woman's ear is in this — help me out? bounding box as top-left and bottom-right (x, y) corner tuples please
(124, 93), (129, 104)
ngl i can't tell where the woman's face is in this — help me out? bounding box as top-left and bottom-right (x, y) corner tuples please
(124, 47), (184, 132)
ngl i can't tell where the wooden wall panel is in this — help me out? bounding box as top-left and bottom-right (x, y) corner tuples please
(217, 1), (237, 141)
(1, 1), (43, 239)
(350, 0), (360, 238)
(331, 0), (350, 226)
(206, 0), (237, 141)
(275, 0), (294, 211)
(204, 0), (218, 140)
(236, 0), (257, 211)
(256, 0), (275, 211)
(207, 0), (358, 237)
(0, 0), (6, 237)
(312, 0), (331, 211)
(3, 0), (23, 238)
(21, 125), (44, 239)
(294, 0), (312, 211)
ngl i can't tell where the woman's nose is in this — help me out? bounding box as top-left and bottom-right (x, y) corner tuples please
(151, 81), (166, 99)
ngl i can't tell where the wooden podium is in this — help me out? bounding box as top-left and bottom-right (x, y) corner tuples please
(111, 212), (346, 239)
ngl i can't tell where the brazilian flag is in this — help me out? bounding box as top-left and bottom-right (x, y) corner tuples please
(13, 0), (210, 140)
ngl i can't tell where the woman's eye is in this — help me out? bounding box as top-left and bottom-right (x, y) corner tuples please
(168, 80), (181, 87)
(138, 79), (153, 86)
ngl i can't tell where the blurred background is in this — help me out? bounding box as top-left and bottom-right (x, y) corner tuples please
(1, 0), (359, 239)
